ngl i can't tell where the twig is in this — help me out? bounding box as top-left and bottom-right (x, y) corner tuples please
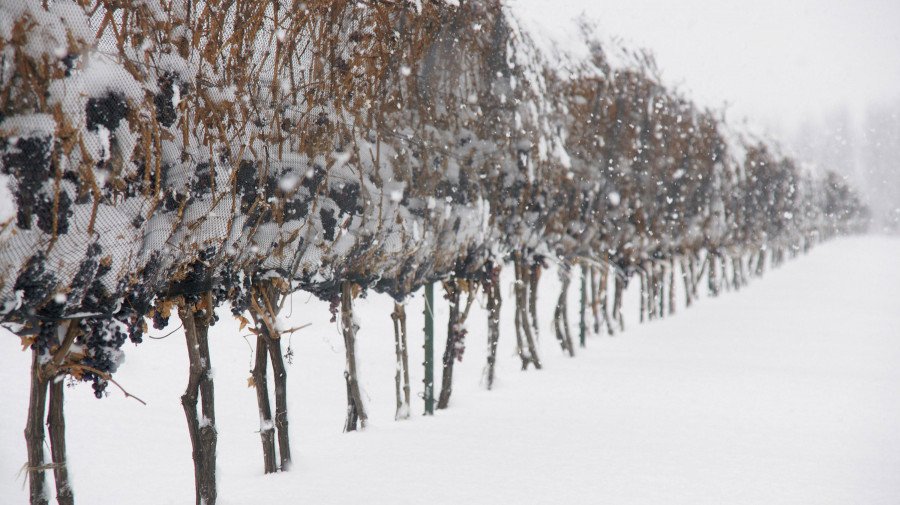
(59, 364), (148, 406)
(279, 322), (312, 335)
(147, 322), (183, 340)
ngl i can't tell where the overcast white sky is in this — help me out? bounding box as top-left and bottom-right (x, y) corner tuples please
(509, 0), (900, 135)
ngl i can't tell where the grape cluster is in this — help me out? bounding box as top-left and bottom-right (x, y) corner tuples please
(31, 321), (58, 354)
(151, 304), (170, 330)
(213, 264), (252, 317)
(77, 318), (130, 398)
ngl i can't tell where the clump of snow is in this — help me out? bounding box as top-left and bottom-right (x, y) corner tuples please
(279, 174), (301, 192)
(0, 174), (16, 226)
(608, 191), (621, 206)
(0, 114), (56, 137)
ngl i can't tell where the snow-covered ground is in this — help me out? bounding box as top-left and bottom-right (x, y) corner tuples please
(1, 236), (899, 504)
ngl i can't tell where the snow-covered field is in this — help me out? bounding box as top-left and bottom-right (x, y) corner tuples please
(1, 236), (899, 504)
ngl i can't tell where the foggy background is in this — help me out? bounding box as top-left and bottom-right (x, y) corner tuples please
(511, 0), (900, 231)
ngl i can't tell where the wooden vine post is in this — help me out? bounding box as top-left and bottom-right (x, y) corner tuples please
(437, 279), (476, 410)
(340, 281), (367, 431)
(600, 262), (614, 336)
(579, 263), (588, 347)
(437, 280), (461, 410)
(391, 302), (411, 420)
(178, 294), (217, 505)
(423, 282), (435, 415)
(554, 266), (576, 356)
(483, 263), (502, 390)
(247, 280), (292, 472)
(25, 320), (82, 505)
(590, 266), (600, 334)
(25, 345), (50, 505)
(613, 273), (626, 332)
(513, 253), (542, 370)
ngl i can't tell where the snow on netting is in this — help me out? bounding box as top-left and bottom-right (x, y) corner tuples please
(0, 1), (523, 320)
(0, 0), (867, 379)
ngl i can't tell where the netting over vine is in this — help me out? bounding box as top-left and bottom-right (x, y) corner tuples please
(0, 0), (868, 374)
